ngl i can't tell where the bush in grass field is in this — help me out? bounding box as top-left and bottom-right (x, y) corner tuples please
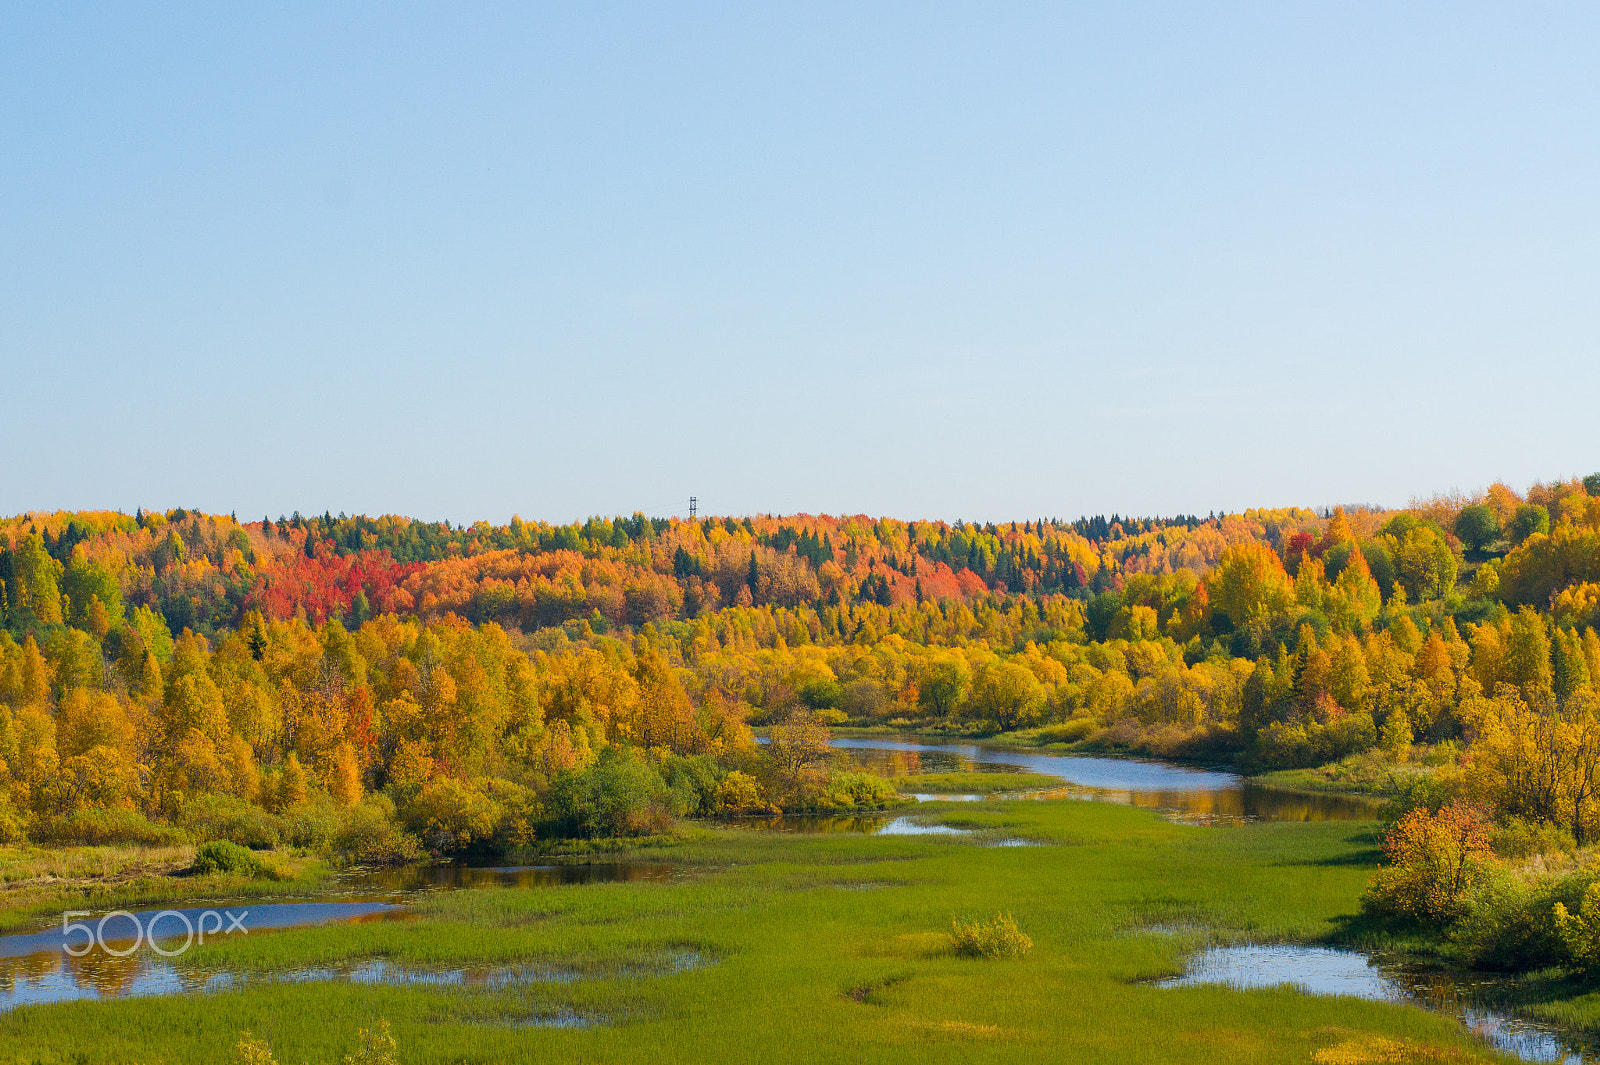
(334, 795), (422, 865)
(1032, 719), (1098, 745)
(179, 793), (285, 849)
(823, 771), (901, 810)
(233, 1030), (279, 1065)
(545, 747), (673, 838)
(235, 1019), (398, 1065)
(345, 1019), (399, 1065)
(32, 807), (188, 847)
(949, 913), (1033, 958)
(404, 777), (505, 854)
(192, 839), (272, 878)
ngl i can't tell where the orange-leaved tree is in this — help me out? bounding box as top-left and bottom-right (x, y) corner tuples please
(1363, 800), (1495, 923)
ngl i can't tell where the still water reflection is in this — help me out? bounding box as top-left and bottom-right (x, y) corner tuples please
(831, 737), (1381, 823)
(0, 902), (403, 1009)
(343, 861), (678, 893)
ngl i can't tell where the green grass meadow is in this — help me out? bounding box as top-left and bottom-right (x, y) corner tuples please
(0, 801), (1515, 1064)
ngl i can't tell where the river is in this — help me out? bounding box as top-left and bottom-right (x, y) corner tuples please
(828, 734), (1382, 822)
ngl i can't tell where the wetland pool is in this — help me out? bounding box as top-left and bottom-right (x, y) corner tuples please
(1160, 943), (1596, 1064)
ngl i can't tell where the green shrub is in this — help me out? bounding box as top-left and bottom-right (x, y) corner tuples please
(823, 771), (901, 809)
(545, 746), (671, 838)
(0, 797), (26, 845)
(32, 808), (188, 847)
(192, 839), (272, 878)
(476, 778), (542, 852)
(949, 913), (1033, 959)
(332, 796), (422, 865)
(1451, 868), (1565, 970)
(272, 792), (426, 863)
(179, 793), (284, 849)
(799, 679), (844, 710)
(1553, 879), (1600, 975)
(1032, 719), (1098, 744)
(656, 753), (722, 817)
(1256, 713), (1378, 769)
(403, 777), (504, 854)
(281, 792), (347, 851)
(1377, 772), (1461, 829)
(1490, 817), (1574, 861)
(1449, 865), (1600, 974)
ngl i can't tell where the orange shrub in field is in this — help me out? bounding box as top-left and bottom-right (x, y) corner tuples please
(1363, 801), (1495, 923)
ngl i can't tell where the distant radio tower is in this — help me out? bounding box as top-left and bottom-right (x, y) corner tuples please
(688, 496), (697, 519)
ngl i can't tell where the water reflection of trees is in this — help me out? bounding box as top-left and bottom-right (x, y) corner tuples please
(0, 948), (208, 1002)
(830, 742), (1381, 823)
(348, 862), (677, 892)
(837, 748), (927, 777)
(1013, 784), (1379, 824)
(835, 746), (1030, 778)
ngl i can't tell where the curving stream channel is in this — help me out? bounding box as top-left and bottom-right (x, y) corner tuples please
(828, 735), (1381, 823)
(0, 737), (1588, 1061)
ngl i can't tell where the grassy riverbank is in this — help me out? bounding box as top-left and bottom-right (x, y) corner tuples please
(0, 798), (1519, 1065)
(1250, 747), (1453, 801)
(0, 844), (332, 935)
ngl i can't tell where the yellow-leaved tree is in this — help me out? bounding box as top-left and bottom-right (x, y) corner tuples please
(1202, 542), (1292, 640)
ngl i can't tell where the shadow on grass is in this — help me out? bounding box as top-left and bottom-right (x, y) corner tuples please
(1284, 844), (1384, 868)
(1325, 910), (1447, 954)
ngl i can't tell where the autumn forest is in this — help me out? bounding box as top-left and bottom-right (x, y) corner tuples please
(1, 475), (1597, 865)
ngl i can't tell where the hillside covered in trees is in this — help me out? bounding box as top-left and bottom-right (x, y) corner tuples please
(3, 474), (1600, 858)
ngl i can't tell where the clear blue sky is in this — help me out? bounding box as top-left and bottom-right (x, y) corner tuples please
(4, 4), (1597, 524)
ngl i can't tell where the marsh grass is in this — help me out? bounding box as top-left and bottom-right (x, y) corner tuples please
(0, 842), (193, 885)
(0, 802), (1515, 1065)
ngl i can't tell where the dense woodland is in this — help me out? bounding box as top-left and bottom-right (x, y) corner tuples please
(3, 475), (1600, 862)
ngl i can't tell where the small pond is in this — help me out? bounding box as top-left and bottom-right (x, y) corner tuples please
(1160, 943), (1598, 1064)
(876, 817), (969, 836)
